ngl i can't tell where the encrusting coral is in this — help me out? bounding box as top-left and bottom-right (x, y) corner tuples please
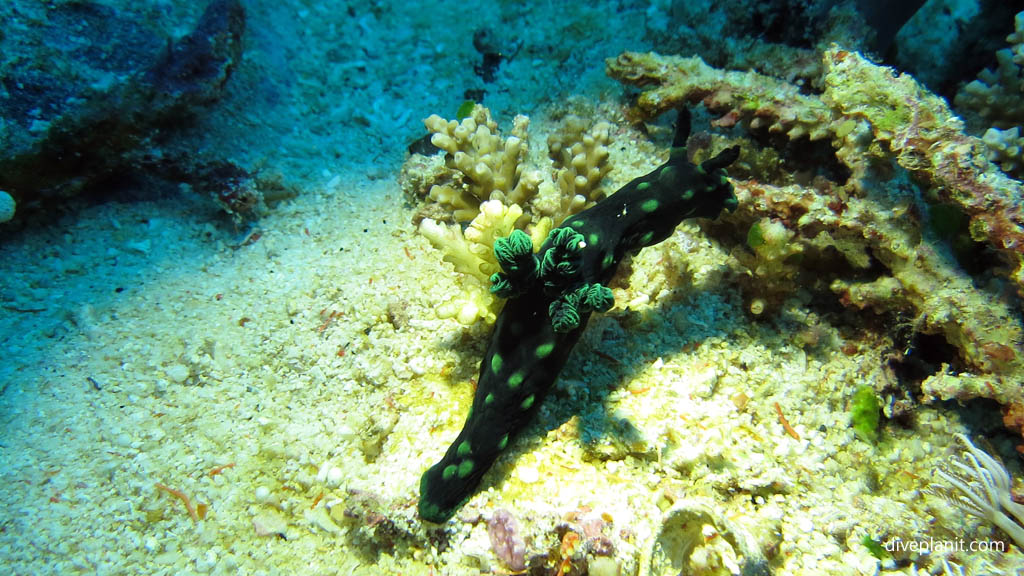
(606, 47), (1024, 413)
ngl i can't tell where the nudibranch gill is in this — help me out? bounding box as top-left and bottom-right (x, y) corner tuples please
(418, 109), (740, 523)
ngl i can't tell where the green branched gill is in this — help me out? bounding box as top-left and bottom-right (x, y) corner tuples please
(490, 230), (539, 298)
(548, 282), (615, 333)
(539, 227), (586, 292)
(418, 109), (739, 523)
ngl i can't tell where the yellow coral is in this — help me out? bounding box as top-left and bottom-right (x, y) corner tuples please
(418, 200), (526, 325)
(424, 105), (539, 222)
(534, 116), (612, 224)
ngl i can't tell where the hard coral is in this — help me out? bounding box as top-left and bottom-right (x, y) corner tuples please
(533, 115), (613, 224)
(822, 47), (1024, 288)
(954, 11), (1024, 130)
(408, 105), (614, 326)
(734, 217), (803, 314)
(605, 51), (832, 140)
(608, 47), (1024, 410)
(423, 104), (539, 222)
(608, 48), (1024, 294)
(418, 200), (533, 325)
(981, 126), (1024, 179)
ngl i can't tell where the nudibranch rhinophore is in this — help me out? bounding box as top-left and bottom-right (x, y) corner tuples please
(419, 109), (739, 523)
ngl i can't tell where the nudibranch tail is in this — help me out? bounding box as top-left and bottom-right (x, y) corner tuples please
(418, 291), (583, 523)
(418, 109), (738, 523)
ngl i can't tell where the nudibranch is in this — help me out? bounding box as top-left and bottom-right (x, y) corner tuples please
(418, 109), (739, 523)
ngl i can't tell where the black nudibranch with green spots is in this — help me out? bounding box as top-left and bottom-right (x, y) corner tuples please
(418, 109), (739, 523)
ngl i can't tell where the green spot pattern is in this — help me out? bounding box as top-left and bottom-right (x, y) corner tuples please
(508, 372), (524, 388)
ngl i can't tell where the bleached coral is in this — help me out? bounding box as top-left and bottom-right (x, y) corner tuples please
(418, 200), (541, 325)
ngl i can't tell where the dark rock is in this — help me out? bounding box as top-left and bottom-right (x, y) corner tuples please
(0, 0), (246, 217)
